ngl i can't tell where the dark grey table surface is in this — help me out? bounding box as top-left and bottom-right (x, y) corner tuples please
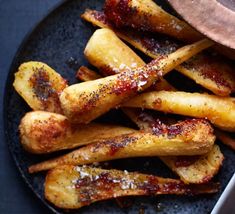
(0, 1), (61, 213)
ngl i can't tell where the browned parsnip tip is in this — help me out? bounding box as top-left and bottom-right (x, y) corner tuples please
(45, 165), (219, 209)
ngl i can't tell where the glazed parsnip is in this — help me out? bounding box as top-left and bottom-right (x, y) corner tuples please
(82, 10), (235, 96)
(124, 91), (235, 131)
(122, 108), (223, 184)
(45, 165), (219, 209)
(13, 61), (67, 113)
(60, 29), (213, 123)
(104, 0), (202, 42)
(83, 27), (173, 90)
(29, 119), (215, 173)
(84, 27), (146, 75)
(20, 111), (135, 154)
(160, 145), (224, 184)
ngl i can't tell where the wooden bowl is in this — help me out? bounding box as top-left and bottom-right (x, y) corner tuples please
(168, 0), (235, 50)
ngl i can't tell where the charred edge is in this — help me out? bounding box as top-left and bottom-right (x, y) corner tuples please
(139, 34), (181, 56)
(29, 67), (62, 110)
(104, 0), (134, 27)
(91, 134), (138, 155)
(182, 55), (232, 89)
(32, 116), (70, 151)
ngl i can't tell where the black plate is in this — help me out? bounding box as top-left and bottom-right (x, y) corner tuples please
(3, 0), (235, 213)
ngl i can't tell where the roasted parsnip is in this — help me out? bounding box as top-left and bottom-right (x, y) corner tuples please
(82, 9), (235, 96)
(79, 59), (223, 184)
(104, 0), (202, 42)
(20, 111), (135, 154)
(13, 61), (67, 113)
(60, 29), (213, 123)
(45, 165), (219, 209)
(122, 108), (223, 184)
(83, 26), (173, 90)
(124, 91), (235, 132)
(160, 145), (224, 184)
(29, 119), (215, 173)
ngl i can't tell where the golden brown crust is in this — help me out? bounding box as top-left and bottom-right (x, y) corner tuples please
(82, 9), (235, 96)
(20, 111), (135, 154)
(13, 62), (67, 113)
(29, 118), (215, 173)
(45, 165), (219, 209)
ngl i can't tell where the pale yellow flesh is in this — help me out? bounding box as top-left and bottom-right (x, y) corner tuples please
(60, 28), (213, 124)
(82, 9), (235, 96)
(13, 61), (67, 113)
(20, 111), (135, 154)
(45, 165), (219, 209)
(124, 91), (235, 132)
(29, 119), (215, 173)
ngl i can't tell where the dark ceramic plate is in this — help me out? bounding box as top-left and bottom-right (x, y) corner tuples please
(3, 0), (235, 213)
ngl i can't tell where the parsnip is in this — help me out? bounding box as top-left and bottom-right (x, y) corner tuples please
(13, 61), (67, 113)
(60, 29), (213, 124)
(20, 111), (135, 154)
(104, 0), (202, 42)
(124, 91), (235, 131)
(29, 119), (215, 173)
(122, 108), (224, 184)
(82, 9), (235, 96)
(45, 165), (219, 209)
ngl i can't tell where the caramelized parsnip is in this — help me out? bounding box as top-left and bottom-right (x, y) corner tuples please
(60, 29), (213, 124)
(124, 91), (235, 131)
(45, 165), (219, 209)
(122, 108), (223, 184)
(20, 111), (135, 154)
(29, 119), (215, 173)
(13, 61), (67, 113)
(104, 0), (201, 42)
(82, 9), (235, 96)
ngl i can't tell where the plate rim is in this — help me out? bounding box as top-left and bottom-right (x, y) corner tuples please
(2, 0), (235, 213)
(3, 1), (68, 213)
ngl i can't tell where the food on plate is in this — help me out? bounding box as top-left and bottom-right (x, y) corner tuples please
(104, 0), (202, 42)
(20, 111), (135, 154)
(29, 118), (215, 173)
(124, 91), (235, 131)
(13, 61), (67, 113)
(60, 29), (213, 124)
(12, 0), (235, 210)
(45, 165), (219, 209)
(82, 9), (235, 96)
